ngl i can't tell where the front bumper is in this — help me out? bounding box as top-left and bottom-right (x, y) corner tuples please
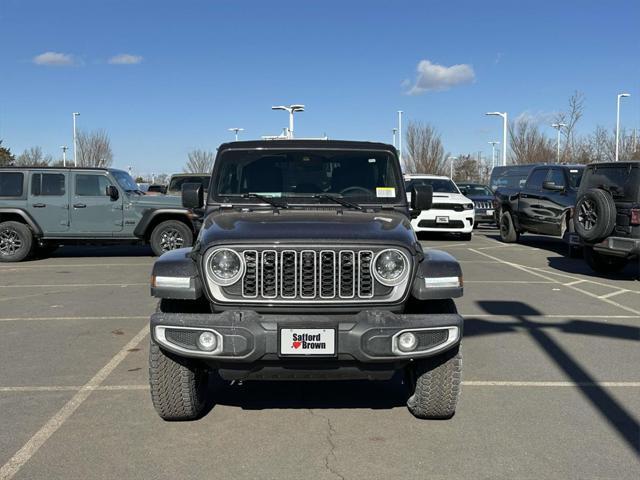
(150, 310), (463, 364)
(592, 236), (640, 257)
(411, 209), (474, 233)
(474, 209), (496, 224)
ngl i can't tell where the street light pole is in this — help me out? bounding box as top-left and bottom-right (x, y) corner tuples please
(392, 128), (398, 148)
(488, 141), (499, 169)
(551, 123), (567, 163)
(397, 111), (403, 166)
(615, 93), (631, 162)
(72, 112), (80, 167)
(448, 156), (457, 180)
(60, 146), (68, 167)
(486, 112), (508, 166)
(272, 104), (305, 138)
(228, 127), (244, 141)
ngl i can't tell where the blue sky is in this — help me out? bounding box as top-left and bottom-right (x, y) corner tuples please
(1, 0), (638, 175)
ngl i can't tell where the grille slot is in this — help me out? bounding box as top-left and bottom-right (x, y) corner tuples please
(300, 250), (316, 298)
(320, 250), (336, 298)
(280, 250), (297, 298)
(261, 250), (278, 298)
(339, 251), (355, 298)
(358, 251), (374, 298)
(242, 250), (258, 298)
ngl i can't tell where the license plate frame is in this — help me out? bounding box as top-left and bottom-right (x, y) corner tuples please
(436, 216), (449, 224)
(278, 327), (337, 357)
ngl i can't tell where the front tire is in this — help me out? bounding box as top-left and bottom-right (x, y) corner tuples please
(583, 247), (628, 274)
(499, 211), (519, 243)
(149, 220), (193, 256)
(149, 338), (209, 421)
(0, 221), (34, 262)
(406, 346), (462, 419)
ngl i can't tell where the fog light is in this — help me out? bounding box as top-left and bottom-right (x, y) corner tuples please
(397, 332), (418, 352)
(197, 331), (217, 351)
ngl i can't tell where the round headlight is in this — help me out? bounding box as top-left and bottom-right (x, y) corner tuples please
(373, 249), (408, 286)
(208, 249), (244, 285)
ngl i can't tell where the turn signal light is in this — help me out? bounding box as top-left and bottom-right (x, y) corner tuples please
(631, 208), (640, 225)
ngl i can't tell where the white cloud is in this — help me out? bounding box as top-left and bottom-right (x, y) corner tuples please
(33, 51), (75, 66)
(515, 110), (558, 126)
(108, 54), (143, 65)
(407, 59), (475, 95)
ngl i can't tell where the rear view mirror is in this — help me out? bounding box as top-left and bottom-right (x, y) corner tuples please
(182, 182), (203, 209)
(107, 185), (119, 201)
(411, 185), (433, 211)
(542, 181), (565, 191)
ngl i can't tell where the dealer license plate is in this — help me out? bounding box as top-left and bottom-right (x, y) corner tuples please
(280, 328), (336, 356)
(436, 216), (449, 224)
(486, 209), (494, 215)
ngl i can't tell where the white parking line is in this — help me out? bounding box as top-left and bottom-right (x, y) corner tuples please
(598, 290), (629, 300)
(464, 280), (555, 284)
(0, 283), (147, 288)
(469, 248), (640, 316)
(0, 326), (149, 480)
(0, 385), (150, 393)
(0, 315), (147, 322)
(563, 280), (586, 286)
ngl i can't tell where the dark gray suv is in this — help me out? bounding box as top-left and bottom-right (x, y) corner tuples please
(0, 167), (200, 262)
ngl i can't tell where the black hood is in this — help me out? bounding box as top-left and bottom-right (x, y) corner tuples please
(466, 194), (494, 202)
(198, 208), (418, 252)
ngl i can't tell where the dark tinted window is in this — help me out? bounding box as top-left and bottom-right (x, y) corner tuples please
(567, 168), (583, 189)
(406, 178), (459, 194)
(75, 174), (111, 196)
(583, 165), (640, 201)
(526, 169), (549, 190)
(168, 176), (210, 194)
(547, 169), (565, 187)
(458, 184), (492, 196)
(214, 150), (401, 202)
(0, 172), (24, 197)
(31, 173), (66, 196)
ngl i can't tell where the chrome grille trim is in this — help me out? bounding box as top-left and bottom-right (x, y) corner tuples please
(338, 250), (355, 299)
(280, 250), (297, 298)
(299, 250), (317, 299)
(319, 250), (336, 299)
(358, 250), (374, 298)
(242, 250), (258, 298)
(260, 250), (278, 299)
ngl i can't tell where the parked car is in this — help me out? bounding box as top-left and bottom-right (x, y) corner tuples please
(496, 164), (584, 250)
(457, 183), (495, 227)
(147, 184), (167, 195)
(166, 173), (210, 196)
(489, 164), (540, 191)
(573, 161), (640, 273)
(405, 174), (474, 240)
(0, 167), (200, 261)
(148, 140), (464, 421)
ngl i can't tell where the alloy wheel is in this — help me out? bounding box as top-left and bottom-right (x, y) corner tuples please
(0, 228), (22, 256)
(578, 199), (597, 231)
(159, 228), (184, 252)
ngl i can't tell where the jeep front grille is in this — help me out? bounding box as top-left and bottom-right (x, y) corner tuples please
(473, 200), (492, 209)
(205, 246), (410, 304)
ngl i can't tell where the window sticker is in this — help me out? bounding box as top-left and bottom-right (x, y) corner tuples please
(376, 187), (396, 198)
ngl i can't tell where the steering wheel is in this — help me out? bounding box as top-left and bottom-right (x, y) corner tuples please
(340, 186), (371, 196)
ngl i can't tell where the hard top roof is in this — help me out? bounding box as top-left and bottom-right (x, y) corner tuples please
(217, 139), (395, 152)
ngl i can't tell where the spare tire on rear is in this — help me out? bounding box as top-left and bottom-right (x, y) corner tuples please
(573, 189), (616, 243)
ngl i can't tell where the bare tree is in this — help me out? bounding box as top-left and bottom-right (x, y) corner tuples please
(403, 121), (447, 175)
(77, 129), (113, 167)
(453, 154), (480, 182)
(509, 118), (555, 164)
(155, 173), (169, 185)
(15, 146), (52, 167)
(554, 91), (585, 162)
(184, 149), (215, 173)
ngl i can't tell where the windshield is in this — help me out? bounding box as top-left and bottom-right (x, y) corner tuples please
(458, 184), (492, 196)
(405, 178), (459, 194)
(168, 175), (210, 194)
(568, 169), (584, 189)
(111, 170), (139, 192)
(212, 149), (402, 204)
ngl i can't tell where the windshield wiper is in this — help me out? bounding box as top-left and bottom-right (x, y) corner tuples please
(312, 194), (363, 211)
(242, 193), (288, 209)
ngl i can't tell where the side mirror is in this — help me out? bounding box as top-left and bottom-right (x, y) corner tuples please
(182, 182), (203, 209)
(107, 185), (119, 201)
(542, 181), (565, 192)
(411, 184), (433, 211)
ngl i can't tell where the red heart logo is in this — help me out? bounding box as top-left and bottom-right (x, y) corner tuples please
(292, 341), (302, 349)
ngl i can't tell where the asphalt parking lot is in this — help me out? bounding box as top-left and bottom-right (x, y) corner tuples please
(0, 231), (638, 480)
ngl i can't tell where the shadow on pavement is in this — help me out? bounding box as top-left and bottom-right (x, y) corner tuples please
(472, 300), (640, 455)
(36, 244), (155, 259)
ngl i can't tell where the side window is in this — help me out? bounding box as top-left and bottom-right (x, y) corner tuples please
(75, 174), (111, 196)
(547, 169), (565, 187)
(525, 169), (548, 190)
(0, 172), (24, 197)
(31, 173), (66, 196)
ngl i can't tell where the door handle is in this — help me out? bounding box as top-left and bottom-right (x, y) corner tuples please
(73, 203), (87, 209)
(32, 203), (46, 208)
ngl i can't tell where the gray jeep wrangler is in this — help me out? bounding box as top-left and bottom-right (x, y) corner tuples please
(148, 140), (464, 420)
(0, 167), (199, 261)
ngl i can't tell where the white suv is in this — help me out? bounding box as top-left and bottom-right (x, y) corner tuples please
(405, 174), (475, 240)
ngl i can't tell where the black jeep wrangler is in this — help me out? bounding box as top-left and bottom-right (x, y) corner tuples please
(574, 161), (640, 274)
(148, 140), (464, 420)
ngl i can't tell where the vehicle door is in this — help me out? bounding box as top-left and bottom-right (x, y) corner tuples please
(28, 172), (70, 233)
(71, 172), (123, 234)
(538, 168), (569, 235)
(519, 168), (549, 232)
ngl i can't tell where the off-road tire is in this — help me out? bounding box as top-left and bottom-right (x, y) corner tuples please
(0, 221), (34, 262)
(149, 220), (193, 256)
(406, 346), (462, 419)
(499, 211), (519, 243)
(583, 247), (628, 274)
(149, 338), (208, 421)
(574, 189), (616, 243)
(460, 232), (472, 241)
